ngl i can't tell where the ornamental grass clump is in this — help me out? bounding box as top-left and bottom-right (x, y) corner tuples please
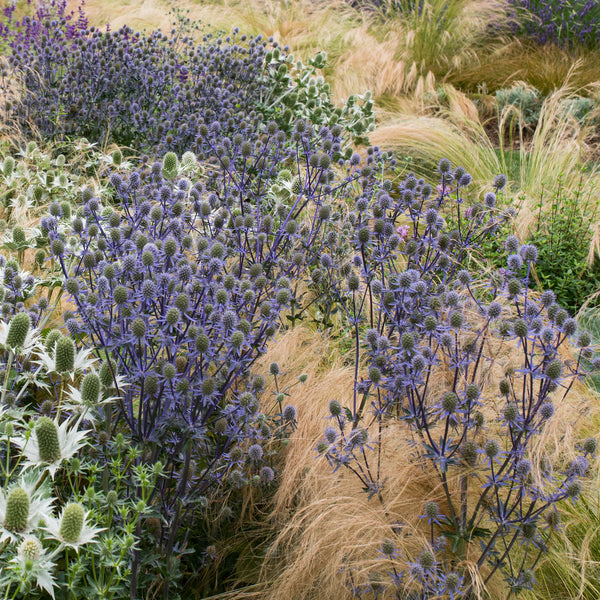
(310, 161), (599, 597)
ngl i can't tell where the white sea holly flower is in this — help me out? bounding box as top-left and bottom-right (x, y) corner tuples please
(45, 503), (103, 551)
(34, 344), (96, 379)
(62, 376), (117, 425)
(9, 536), (57, 599)
(0, 317), (39, 354)
(13, 417), (89, 479)
(0, 473), (54, 543)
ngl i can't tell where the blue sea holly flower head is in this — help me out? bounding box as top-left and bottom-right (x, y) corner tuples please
(45, 502), (103, 551)
(0, 473), (54, 543)
(13, 417), (89, 479)
(9, 536), (57, 599)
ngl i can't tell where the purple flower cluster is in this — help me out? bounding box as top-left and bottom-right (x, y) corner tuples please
(507, 0), (600, 48)
(0, 0), (88, 52)
(1, 19), (274, 156)
(0, 5), (374, 156)
(41, 117), (373, 593)
(316, 160), (599, 596)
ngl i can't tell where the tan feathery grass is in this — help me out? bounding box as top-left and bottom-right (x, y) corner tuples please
(451, 41), (600, 94)
(371, 81), (600, 241)
(231, 301), (600, 600)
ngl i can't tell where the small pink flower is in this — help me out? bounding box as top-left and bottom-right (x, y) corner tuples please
(437, 184), (448, 198)
(465, 207), (473, 218)
(396, 225), (410, 240)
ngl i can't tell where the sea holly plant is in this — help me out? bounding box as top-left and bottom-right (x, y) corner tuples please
(0, 308), (151, 600)
(46, 118), (378, 593)
(315, 160), (599, 597)
(0, 4), (372, 157)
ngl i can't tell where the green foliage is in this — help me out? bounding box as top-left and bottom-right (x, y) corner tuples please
(261, 50), (374, 146)
(524, 490), (600, 600)
(528, 181), (600, 314)
(495, 85), (543, 128)
(481, 180), (599, 315)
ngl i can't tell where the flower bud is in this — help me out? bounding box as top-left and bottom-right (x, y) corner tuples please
(4, 488), (29, 532)
(6, 312), (30, 350)
(59, 503), (84, 543)
(36, 417), (61, 463)
(81, 373), (100, 406)
(54, 336), (75, 373)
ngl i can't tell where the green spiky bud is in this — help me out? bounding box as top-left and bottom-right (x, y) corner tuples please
(106, 490), (118, 507)
(442, 392), (458, 413)
(4, 488), (29, 532)
(196, 333), (209, 353)
(465, 383), (479, 402)
(449, 311), (463, 329)
(507, 278), (521, 297)
(174, 293), (189, 313)
(36, 417), (61, 463)
(401, 332), (415, 350)
(113, 285), (128, 305)
(59, 503), (84, 543)
(162, 152), (178, 177)
(239, 392), (255, 408)
(165, 307), (180, 326)
(513, 318), (528, 338)
(3, 156), (15, 178)
(503, 402), (519, 423)
(50, 238), (65, 256)
(425, 501), (439, 519)
(485, 439), (500, 458)
(34, 250), (46, 268)
(215, 417), (228, 434)
(6, 312), (30, 350)
(381, 538), (395, 556)
(19, 537), (42, 561)
(61, 201), (71, 219)
(81, 373), (100, 406)
(144, 375), (158, 396)
(112, 149), (122, 166)
(329, 399), (342, 416)
(12, 226), (26, 246)
(461, 440), (478, 467)
(230, 331), (244, 349)
(419, 550), (435, 569)
(131, 318), (146, 339)
(583, 438), (598, 454)
(545, 359), (563, 381)
(54, 336), (75, 373)
(163, 237), (177, 257)
(201, 377), (216, 396)
(181, 151), (196, 168)
(99, 361), (114, 387)
(162, 363), (176, 380)
(368, 366), (381, 383)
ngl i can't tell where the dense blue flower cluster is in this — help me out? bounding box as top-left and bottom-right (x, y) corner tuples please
(41, 118), (382, 592)
(0, 3), (373, 155)
(315, 160), (598, 596)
